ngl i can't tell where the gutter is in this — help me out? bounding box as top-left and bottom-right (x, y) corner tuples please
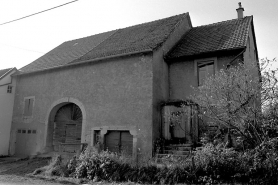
(165, 46), (246, 62)
(15, 49), (153, 76)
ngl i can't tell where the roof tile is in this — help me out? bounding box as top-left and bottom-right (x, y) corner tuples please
(167, 16), (252, 58)
(20, 13), (188, 73)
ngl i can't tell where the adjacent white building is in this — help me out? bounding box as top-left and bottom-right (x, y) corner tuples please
(0, 67), (17, 155)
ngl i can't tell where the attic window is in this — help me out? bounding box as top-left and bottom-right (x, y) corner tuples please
(7, 85), (12, 93)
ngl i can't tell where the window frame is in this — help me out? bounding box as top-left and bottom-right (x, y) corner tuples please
(7, 85), (12, 93)
(23, 96), (35, 119)
(194, 57), (217, 86)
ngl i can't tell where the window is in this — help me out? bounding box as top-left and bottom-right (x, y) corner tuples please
(94, 130), (100, 145)
(23, 97), (35, 117)
(195, 58), (217, 86)
(7, 85), (12, 93)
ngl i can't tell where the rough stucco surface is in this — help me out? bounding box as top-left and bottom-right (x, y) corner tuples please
(169, 53), (240, 100)
(11, 54), (153, 157)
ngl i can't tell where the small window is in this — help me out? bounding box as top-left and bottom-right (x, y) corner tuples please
(22, 130), (26, 134)
(198, 61), (215, 86)
(28, 130), (31, 134)
(18, 130), (21, 133)
(32, 130), (36, 134)
(7, 85), (12, 93)
(23, 97), (35, 117)
(94, 130), (100, 145)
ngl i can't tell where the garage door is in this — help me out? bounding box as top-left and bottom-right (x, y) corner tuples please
(15, 129), (37, 156)
(105, 131), (133, 156)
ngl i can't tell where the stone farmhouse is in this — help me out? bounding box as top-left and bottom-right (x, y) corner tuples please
(8, 5), (259, 160)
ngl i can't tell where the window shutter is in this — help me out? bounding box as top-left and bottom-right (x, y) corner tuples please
(105, 131), (120, 153)
(28, 98), (34, 116)
(23, 99), (29, 116)
(120, 131), (133, 156)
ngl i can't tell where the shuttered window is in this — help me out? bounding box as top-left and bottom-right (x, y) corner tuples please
(198, 61), (214, 86)
(23, 97), (35, 117)
(105, 131), (133, 156)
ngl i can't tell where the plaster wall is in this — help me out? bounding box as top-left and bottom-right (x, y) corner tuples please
(11, 54), (153, 156)
(151, 13), (192, 153)
(0, 70), (16, 155)
(169, 53), (240, 100)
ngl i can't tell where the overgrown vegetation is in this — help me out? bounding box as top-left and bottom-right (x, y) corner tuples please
(34, 141), (278, 184)
(34, 59), (278, 184)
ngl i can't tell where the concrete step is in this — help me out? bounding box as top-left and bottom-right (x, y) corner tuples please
(165, 146), (192, 151)
(163, 150), (191, 155)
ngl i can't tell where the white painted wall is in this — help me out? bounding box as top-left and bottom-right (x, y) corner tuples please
(0, 69), (16, 155)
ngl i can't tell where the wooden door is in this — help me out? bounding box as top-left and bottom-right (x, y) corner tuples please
(105, 131), (133, 156)
(53, 103), (82, 152)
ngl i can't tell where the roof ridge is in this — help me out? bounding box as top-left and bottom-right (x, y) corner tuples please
(193, 16), (253, 28)
(115, 13), (189, 32)
(153, 13), (190, 50)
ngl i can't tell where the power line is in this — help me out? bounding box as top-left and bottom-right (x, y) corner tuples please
(0, 0), (80, 26)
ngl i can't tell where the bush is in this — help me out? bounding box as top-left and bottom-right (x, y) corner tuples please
(33, 155), (69, 177)
(33, 140), (278, 184)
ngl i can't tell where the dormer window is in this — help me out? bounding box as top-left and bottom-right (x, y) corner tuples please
(7, 85), (12, 93)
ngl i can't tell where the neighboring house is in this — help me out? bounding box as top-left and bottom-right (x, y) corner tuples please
(0, 67), (17, 155)
(10, 5), (259, 159)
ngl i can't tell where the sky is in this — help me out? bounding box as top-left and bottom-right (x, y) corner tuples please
(0, 0), (277, 70)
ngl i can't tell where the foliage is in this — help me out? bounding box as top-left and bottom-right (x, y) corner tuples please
(192, 59), (278, 148)
(31, 140), (278, 184)
(33, 155), (68, 177)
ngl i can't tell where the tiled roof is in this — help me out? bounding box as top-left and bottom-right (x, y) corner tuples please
(20, 13), (188, 73)
(0, 68), (13, 79)
(20, 30), (116, 73)
(71, 14), (188, 63)
(167, 16), (252, 59)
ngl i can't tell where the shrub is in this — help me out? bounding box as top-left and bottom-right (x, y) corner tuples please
(33, 155), (69, 177)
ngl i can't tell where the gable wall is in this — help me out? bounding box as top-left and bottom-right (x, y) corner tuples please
(0, 70), (16, 155)
(243, 23), (260, 78)
(169, 51), (241, 100)
(11, 54), (153, 156)
(0, 71), (13, 86)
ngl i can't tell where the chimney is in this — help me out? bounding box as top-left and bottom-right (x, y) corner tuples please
(236, 2), (244, 19)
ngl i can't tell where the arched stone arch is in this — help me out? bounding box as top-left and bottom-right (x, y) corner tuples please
(43, 97), (86, 153)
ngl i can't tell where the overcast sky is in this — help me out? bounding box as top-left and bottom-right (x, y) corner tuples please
(0, 0), (277, 70)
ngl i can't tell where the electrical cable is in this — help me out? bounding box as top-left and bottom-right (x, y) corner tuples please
(0, 0), (80, 26)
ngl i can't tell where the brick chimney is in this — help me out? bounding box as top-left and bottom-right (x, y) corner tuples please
(236, 2), (244, 19)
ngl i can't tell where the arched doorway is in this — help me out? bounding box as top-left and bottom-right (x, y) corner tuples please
(52, 103), (83, 153)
